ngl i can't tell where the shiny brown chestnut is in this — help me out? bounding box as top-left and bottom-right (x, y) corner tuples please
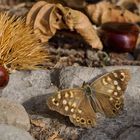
(0, 66), (9, 88)
(100, 22), (139, 52)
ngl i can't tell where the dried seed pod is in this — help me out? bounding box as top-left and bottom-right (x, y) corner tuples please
(0, 12), (49, 72)
(85, 1), (140, 25)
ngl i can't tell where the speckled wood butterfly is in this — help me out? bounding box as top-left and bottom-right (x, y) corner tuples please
(47, 69), (130, 128)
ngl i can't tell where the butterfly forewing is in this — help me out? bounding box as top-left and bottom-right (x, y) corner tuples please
(47, 88), (96, 128)
(90, 69), (131, 117)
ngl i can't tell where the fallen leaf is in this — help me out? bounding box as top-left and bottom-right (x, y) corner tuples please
(26, 1), (47, 26)
(85, 1), (140, 25)
(117, 0), (140, 15)
(48, 132), (63, 140)
(26, 2), (103, 50)
(56, 4), (103, 49)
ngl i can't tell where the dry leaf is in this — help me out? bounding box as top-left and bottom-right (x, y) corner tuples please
(117, 0), (140, 15)
(86, 1), (140, 25)
(56, 4), (103, 49)
(27, 1), (66, 42)
(30, 119), (46, 128)
(26, 2), (103, 50)
(26, 1), (47, 26)
(48, 132), (63, 140)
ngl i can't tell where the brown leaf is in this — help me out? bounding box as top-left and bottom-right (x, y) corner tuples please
(26, 1), (47, 26)
(26, 2), (103, 50)
(27, 2), (66, 42)
(117, 0), (140, 15)
(56, 4), (103, 49)
(85, 1), (140, 25)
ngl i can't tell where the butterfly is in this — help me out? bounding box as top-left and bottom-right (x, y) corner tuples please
(47, 69), (131, 128)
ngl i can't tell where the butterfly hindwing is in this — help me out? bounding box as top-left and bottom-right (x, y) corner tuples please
(47, 88), (96, 128)
(69, 95), (96, 128)
(90, 69), (131, 117)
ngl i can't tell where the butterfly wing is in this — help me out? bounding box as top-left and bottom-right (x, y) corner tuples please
(47, 88), (96, 128)
(90, 69), (131, 117)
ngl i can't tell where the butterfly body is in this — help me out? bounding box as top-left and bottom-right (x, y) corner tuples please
(47, 69), (131, 128)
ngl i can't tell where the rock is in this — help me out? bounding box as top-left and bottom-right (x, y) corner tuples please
(2, 70), (57, 103)
(118, 126), (140, 140)
(53, 66), (140, 139)
(0, 98), (30, 131)
(0, 124), (34, 140)
(1, 66), (140, 139)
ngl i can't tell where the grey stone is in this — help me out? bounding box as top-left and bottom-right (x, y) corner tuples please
(2, 70), (57, 103)
(56, 66), (140, 139)
(0, 124), (34, 140)
(0, 98), (30, 131)
(118, 126), (140, 140)
(1, 66), (140, 140)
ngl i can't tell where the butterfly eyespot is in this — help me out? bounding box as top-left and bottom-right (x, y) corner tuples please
(76, 117), (80, 122)
(80, 118), (86, 124)
(87, 120), (92, 124)
(120, 72), (125, 81)
(52, 98), (59, 105)
(115, 104), (120, 109)
(112, 109), (117, 113)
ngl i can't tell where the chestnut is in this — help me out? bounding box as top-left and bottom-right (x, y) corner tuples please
(0, 66), (9, 88)
(100, 22), (139, 52)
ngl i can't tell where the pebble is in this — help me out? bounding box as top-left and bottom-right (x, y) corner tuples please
(0, 98), (30, 131)
(0, 124), (34, 140)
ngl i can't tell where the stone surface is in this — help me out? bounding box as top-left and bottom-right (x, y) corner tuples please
(2, 70), (57, 103)
(0, 98), (30, 131)
(1, 66), (140, 139)
(0, 124), (34, 140)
